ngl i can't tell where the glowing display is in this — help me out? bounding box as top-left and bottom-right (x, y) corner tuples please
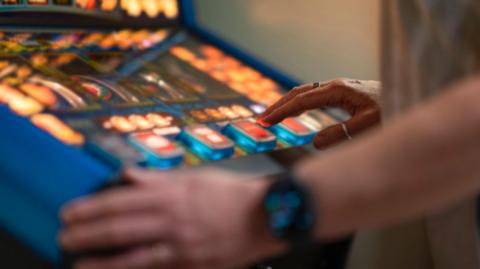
(170, 45), (284, 106)
(187, 104), (253, 122)
(120, 0), (178, 18)
(31, 114), (85, 145)
(102, 113), (177, 133)
(0, 28), (336, 166)
(0, 84), (44, 116)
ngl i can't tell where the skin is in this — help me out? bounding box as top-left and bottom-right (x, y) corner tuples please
(61, 77), (480, 269)
(257, 79), (381, 148)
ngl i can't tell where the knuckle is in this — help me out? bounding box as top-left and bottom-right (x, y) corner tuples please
(331, 78), (346, 87)
(290, 88), (300, 95)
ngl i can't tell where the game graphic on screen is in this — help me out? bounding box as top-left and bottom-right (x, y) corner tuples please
(0, 0), (179, 19)
(0, 28), (338, 169)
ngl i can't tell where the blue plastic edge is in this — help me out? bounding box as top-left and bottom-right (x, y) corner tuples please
(0, 105), (117, 264)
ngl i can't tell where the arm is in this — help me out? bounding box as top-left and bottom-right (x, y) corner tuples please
(297, 77), (480, 239)
(59, 78), (480, 269)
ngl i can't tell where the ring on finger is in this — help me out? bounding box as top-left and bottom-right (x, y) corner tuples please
(341, 123), (353, 140)
(312, 82), (320, 88)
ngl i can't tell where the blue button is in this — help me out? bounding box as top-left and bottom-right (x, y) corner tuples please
(128, 132), (183, 169)
(180, 125), (234, 161)
(223, 120), (276, 153)
(270, 117), (316, 146)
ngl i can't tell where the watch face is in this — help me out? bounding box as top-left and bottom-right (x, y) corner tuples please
(264, 177), (315, 242)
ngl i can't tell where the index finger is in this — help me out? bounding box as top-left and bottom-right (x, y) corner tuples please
(61, 187), (163, 225)
(262, 86), (343, 125)
(257, 82), (319, 124)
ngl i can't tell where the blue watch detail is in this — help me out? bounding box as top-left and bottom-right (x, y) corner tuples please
(264, 174), (316, 245)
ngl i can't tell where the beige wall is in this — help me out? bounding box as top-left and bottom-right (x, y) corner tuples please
(196, 0), (381, 83)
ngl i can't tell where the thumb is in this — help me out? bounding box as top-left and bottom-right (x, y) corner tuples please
(313, 124), (346, 150)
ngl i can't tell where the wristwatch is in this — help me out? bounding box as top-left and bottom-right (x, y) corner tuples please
(263, 172), (316, 247)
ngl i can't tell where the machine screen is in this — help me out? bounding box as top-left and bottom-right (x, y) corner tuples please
(0, 28), (337, 169)
(0, 0), (179, 19)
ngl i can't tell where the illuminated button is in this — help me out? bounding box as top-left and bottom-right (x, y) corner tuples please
(129, 114), (155, 130)
(19, 83), (58, 108)
(223, 120), (276, 153)
(218, 106), (238, 119)
(31, 114), (84, 145)
(270, 117), (316, 146)
(129, 132), (183, 169)
(146, 113), (175, 128)
(231, 105), (254, 118)
(0, 84), (44, 116)
(188, 109), (210, 122)
(104, 116), (137, 133)
(180, 125), (234, 161)
(205, 108), (226, 120)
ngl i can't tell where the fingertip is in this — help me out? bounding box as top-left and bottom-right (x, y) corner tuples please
(261, 114), (280, 126)
(58, 231), (72, 250)
(256, 117), (272, 127)
(60, 198), (85, 224)
(123, 167), (148, 184)
(124, 166), (143, 177)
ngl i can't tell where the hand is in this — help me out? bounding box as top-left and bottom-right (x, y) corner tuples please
(257, 78), (382, 149)
(60, 168), (286, 269)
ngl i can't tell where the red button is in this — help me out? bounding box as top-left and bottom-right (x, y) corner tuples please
(130, 132), (182, 158)
(280, 118), (313, 135)
(185, 125), (233, 149)
(232, 120), (275, 142)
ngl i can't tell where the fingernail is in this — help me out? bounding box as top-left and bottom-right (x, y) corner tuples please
(61, 208), (74, 223)
(257, 118), (272, 127)
(61, 201), (83, 223)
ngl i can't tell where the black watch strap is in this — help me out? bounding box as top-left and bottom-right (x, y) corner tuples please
(263, 172), (316, 247)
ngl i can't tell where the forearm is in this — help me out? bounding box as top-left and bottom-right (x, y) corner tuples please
(297, 77), (480, 239)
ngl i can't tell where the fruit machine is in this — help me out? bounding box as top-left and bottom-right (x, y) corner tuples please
(0, 1), (352, 268)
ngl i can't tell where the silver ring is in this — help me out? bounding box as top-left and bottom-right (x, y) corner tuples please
(341, 123), (353, 140)
(151, 243), (174, 264)
(312, 82), (320, 88)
